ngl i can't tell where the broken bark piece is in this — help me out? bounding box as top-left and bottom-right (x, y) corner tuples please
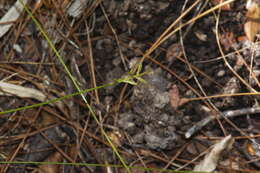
(66, 0), (88, 18)
(0, 0), (29, 38)
(0, 81), (64, 111)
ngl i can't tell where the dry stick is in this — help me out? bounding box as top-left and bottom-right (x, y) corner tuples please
(175, 143), (211, 171)
(185, 107), (260, 138)
(85, 21), (100, 104)
(139, 150), (182, 168)
(124, 134), (149, 172)
(249, 42), (256, 87)
(0, 61), (54, 65)
(182, 0), (205, 39)
(160, 142), (189, 172)
(0, 64), (64, 87)
(0, 20), (16, 25)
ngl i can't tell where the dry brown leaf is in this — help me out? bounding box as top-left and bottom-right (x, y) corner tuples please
(194, 135), (234, 172)
(108, 130), (124, 147)
(166, 43), (182, 62)
(245, 20), (260, 41)
(244, 0), (260, 41)
(169, 84), (180, 110)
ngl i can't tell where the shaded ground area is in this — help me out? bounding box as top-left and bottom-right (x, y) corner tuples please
(0, 0), (259, 172)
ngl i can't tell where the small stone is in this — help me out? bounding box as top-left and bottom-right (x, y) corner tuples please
(13, 44), (22, 53)
(217, 70), (225, 77)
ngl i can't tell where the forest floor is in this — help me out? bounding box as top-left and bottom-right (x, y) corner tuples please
(0, 0), (259, 172)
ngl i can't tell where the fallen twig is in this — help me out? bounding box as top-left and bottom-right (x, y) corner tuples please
(185, 107), (260, 138)
(0, 81), (64, 110)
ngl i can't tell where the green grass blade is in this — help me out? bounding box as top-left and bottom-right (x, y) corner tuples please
(0, 82), (114, 115)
